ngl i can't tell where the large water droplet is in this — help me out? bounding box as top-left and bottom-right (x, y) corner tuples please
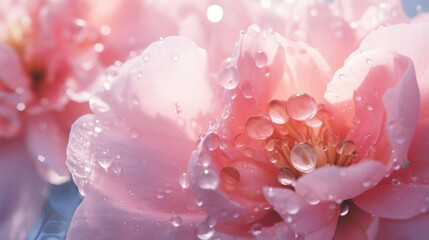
(219, 66), (239, 89)
(221, 167), (240, 190)
(196, 222), (215, 240)
(290, 142), (317, 173)
(179, 173), (190, 189)
(204, 132), (220, 151)
(245, 116), (274, 139)
(197, 169), (219, 190)
(336, 140), (356, 155)
(268, 100), (288, 124)
(277, 168), (296, 185)
(169, 215), (183, 227)
(254, 51), (268, 68)
(285, 93), (317, 121)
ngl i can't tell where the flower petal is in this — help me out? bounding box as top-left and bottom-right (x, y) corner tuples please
(376, 212), (429, 239)
(25, 112), (70, 184)
(263, 187), (338, 238)
(188, 142), (272, 224)
(353, 119), (429, 219)
(66, 193), (203, 240)
(224, 25), (331, 143)
(0, 43), (29, 90)
(325, 50), (419, 167)
(92, 36), (218, 141)
(0, 139), (48, 240)
(333, 203), (379, 240)
(294, 160), (385, 202)
(357, 22), (429, 120)
(67, 113), (197, 212)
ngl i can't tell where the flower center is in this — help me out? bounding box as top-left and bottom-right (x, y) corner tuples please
(244, 93), (357, 186)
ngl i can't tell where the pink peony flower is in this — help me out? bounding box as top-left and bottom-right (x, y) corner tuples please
(65, 14), (429, 239)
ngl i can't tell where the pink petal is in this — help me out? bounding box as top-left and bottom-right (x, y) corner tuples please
(333, 203), (379, 240)
(0, 43), (30, 91)
(284, 0), (360, 70)
(92, 36), (219, 141)
(188, 142), (274, 224)
(224, 25), (331, 142)
(357, 22), (429, 120)
(67, 194), (203, 240)
(294, 160), (385, 202)
(67, 114), (196, 212)
(0, 139), (48, 240)
(353, 120), (429, 220)
(376, 212), (429, 239)
(263, 187), (338, 238)
(25, 112), (70, 184)
(325, 50), (419, 167)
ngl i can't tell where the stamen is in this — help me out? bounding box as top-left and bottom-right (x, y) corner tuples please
(236, 93), (357, 186)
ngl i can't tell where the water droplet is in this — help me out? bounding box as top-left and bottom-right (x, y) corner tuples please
(111, 161), (122, 176)
(339, 74), (346, 80)
(219, 66), (239, 89)
(204, 132), (220, 151)
(243, 147), (254, 158)
(65, 18), (87, 42)
(37, 155), (46, 163)
(265, 138), (276, 151)
(179, 173), (190, 189)
(221, 166), (240, 190)
(241, 81), (254, 98)
(391, 178), (401, 185)
(206, 4), (223, 23)
(174, 102), (182, 115)
(16, 103), (26, 111)
(268, 100), (288, 124)
(336, 140), (356, 155)
(245, 116), (274, 139)
(143, 53), (150, 62)
(285, 198), (300, 214)
(254, 51), (268, 68)
(196, 222), (215, 240)
(171, 54), (179, 62)
(98, 157), (113, 169)
(339, 202), (349, 216)
(94, 43), (104, 53)
(277, 168), (296, 185)
(285, 93), (317, 121)
(170, 215), (183, 227)
(317, 141), (328, 151)
(365, 103), (374, 111)
(197, 169), (219, 190)
(290, 142), (317, 173)
(100, 25), (111, 36)
(250, 223), (263, 236)
(365, 58), (373, 65)
(234, 133), (249, 147)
